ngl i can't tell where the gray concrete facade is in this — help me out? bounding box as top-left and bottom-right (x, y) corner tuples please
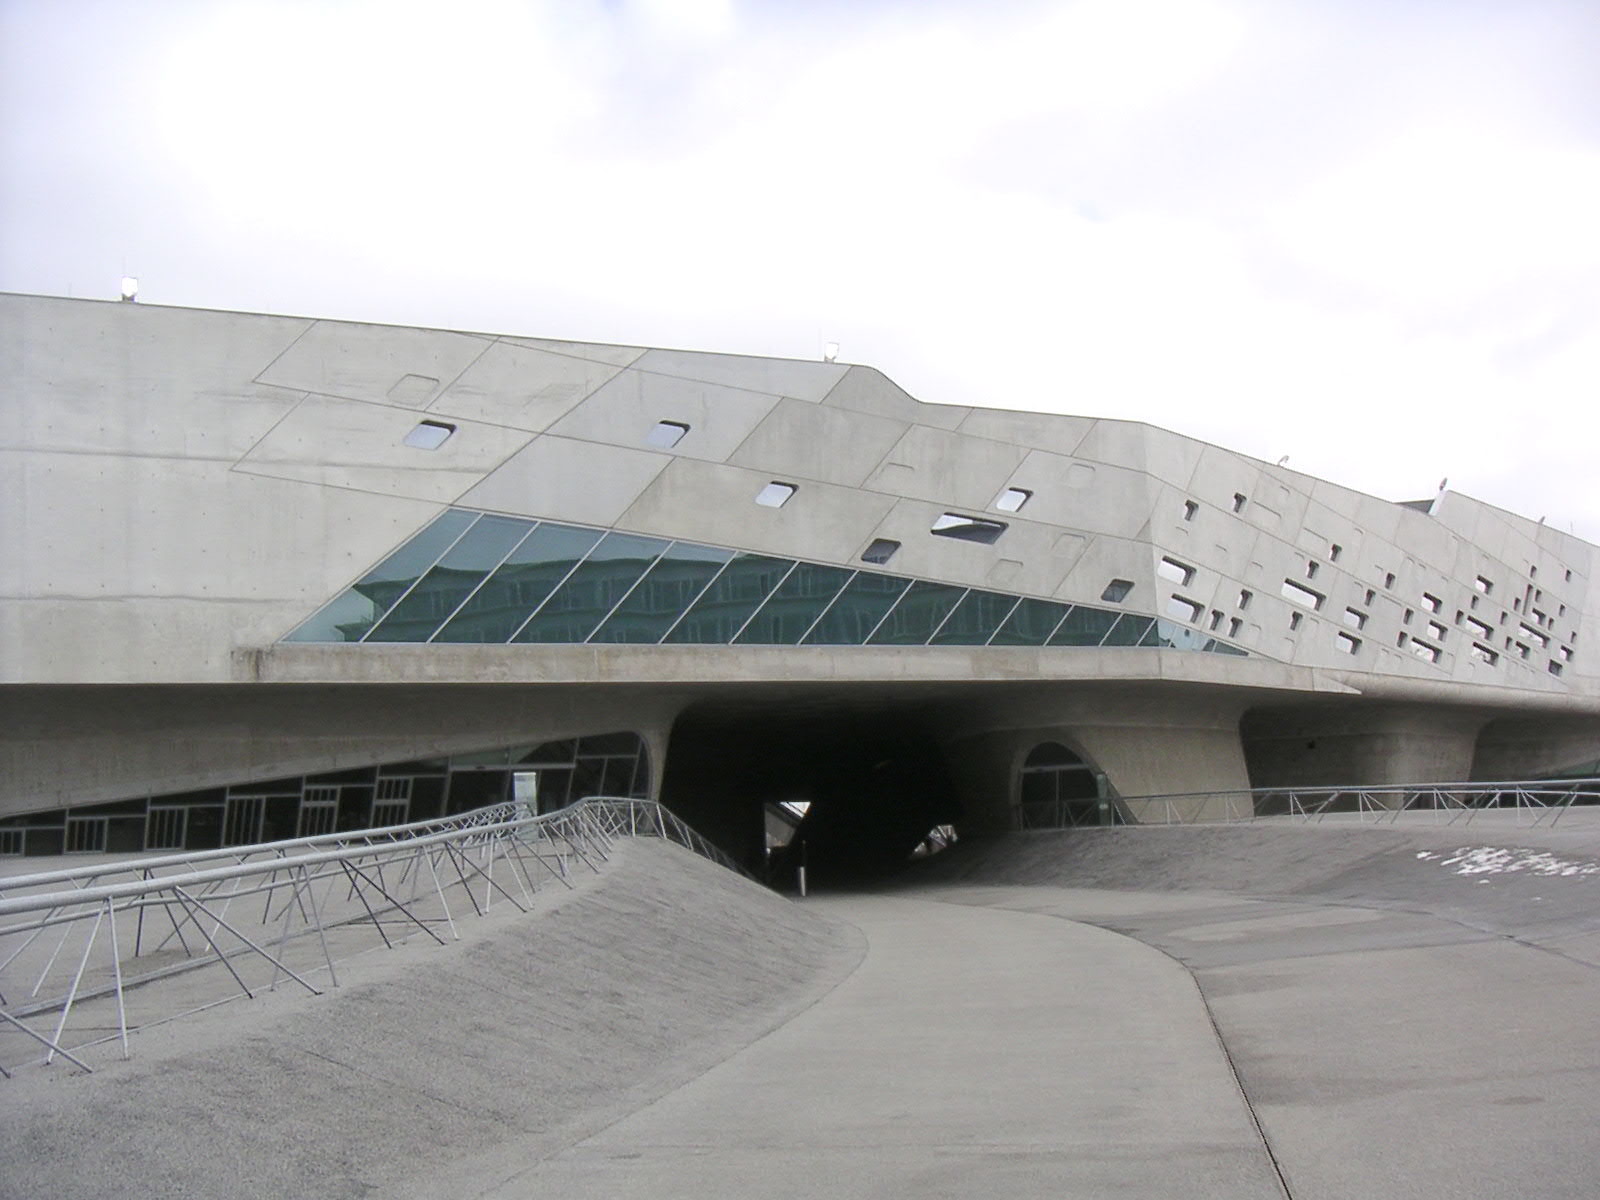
(4, 293), (1599, 856)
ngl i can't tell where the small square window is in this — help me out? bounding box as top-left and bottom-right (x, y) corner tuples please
(994, 487), (1032, 513)
(861, 538), (901, 565)
(1228, 617), (1242, 637)
(1183, 500), (1199, 522)
(1384, 572), (1396, 589)
(1305, 561), (1320, 579)
(756, 482), (797, 508)
(931, 513), (1007, 544)
(1232, 493), (1247, 512)
(1289, 611), (1303, 631)
(403, 420), (455, 450)
(1330, 543), (1343, 562)
(1209, 609), (1225, 631)
(1364, 589), (1376, 605)
(1238, 589), (1253, 610)
(646, 420), (689, 448)
(1102, 579), (1134, 603)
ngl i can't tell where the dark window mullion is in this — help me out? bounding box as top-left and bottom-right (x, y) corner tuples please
(655, 556), (738, 644)
(922, 588), (973, 644)
(979, 596), (1025, 646)
(795, 569), (860, 644)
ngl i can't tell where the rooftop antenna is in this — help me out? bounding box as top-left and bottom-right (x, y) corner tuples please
(1275, 455), (1289, 467)
(119, 276), (138, 302)
(823, 341), (839, 363)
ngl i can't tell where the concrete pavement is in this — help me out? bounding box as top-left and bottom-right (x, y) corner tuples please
(448, 892), (1285, 1200)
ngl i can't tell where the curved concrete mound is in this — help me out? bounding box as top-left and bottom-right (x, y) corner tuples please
(910, 816), (1600, 1199)
(0, 840), (861, 1200)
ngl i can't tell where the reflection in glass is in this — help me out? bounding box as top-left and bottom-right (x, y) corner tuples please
(736, 563), (855, 644)
(434, 523), (602, 643)
(663, 554), (795, 643)
(989, 597), (1070, 646)
(367, 515), (532, 642)
(285, 509), (476, 642)
(589, 543), (734, 643)
(930, 590), (1020, 645)
(803, 573), (910, 645)
(1048, 606), (1118, 646)
(868, 581), (967, 645)
(514, 532), (669, 643)
(1102, 614), (1155, 646)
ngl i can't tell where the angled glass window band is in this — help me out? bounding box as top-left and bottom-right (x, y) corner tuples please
(736, 563), (855, 644)
(1049, 605), (1119, 647)
(930, 590), (1020, 645)
(989, 597), (1070, 646)
(589, 543), (733, 644)
(1102, 613), (1156, 647)
(868, 581), (968, 645)
(283, 506), (1248, 657)
(802, 572), (910, 645)
(285, 508), (476, 642)
(513, 532), (670, 643)
(433, 523), (602, 643)
(663, 554), (795, 643)
(366, 515), (532, 642)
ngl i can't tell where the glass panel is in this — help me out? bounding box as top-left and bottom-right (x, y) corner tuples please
(433, 523), (602, 643)
(989, 597), (1070, 646)
(1103, 614), (1155, 646)
(1048, 605), (1119, 647)
(868, 581), (968, 645)
(930, 590), (1019, 645)
(1152, 619), (1210, 651)
(514, 532), (670, 643)
(284, 509), (475, 642)
(802, 572), (910, 645)
(663, 554), (795, 643)
(736, 563), (855, 644)
(589, 543), (734, 643)
(366, 515), (532, 642)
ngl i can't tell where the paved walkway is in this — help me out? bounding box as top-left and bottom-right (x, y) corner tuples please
(460, 893), (1285, 1199)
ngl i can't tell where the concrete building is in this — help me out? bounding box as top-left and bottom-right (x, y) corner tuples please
(4, 293), (1598, 871)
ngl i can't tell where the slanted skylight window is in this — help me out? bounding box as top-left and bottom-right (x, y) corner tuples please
(755, 482), (797, 508)
(1157, 557), (1195, 587)
(930, 513), (1007, 544)
(403, 420), (456, 450)
(1281, 580), (1324, 610)
(994, 487), (1032, 513)
(861, 538), (901, 565)
(646, 420), (689, 448)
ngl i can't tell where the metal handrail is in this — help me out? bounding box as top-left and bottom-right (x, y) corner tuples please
(1019, 777), (1600, 830)
(0, 796), (739, 1077)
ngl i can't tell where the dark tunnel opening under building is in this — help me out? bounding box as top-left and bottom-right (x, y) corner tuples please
(660, 695), (965, 884)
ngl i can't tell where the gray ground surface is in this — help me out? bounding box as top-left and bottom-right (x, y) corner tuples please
(0, 840), (861, 1200)
(6, 816), (1599, 1198)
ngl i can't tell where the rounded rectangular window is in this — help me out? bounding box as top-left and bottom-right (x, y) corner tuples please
(993, 487), (1032, 513)
(930, 513), (1007, 544)
(646, 420), (690, 448)
(756, 482), (797, 508)
(403, 420), (456, 450)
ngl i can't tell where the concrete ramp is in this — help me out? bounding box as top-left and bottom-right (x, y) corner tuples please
(0, 840), (860, 1200)
(911, 816), (1600, 1199)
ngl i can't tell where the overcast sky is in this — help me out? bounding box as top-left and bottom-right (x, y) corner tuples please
(4, 0), (1597, 541)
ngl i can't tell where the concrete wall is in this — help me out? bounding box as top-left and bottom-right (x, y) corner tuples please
(5, 293), (1600, 827)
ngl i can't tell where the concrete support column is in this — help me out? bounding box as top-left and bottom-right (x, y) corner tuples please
(942, 685), (1254, 829)
(1241, 703), (1489, 791)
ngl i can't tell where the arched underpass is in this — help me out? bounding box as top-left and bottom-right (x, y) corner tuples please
(660, 692), (964, 883)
